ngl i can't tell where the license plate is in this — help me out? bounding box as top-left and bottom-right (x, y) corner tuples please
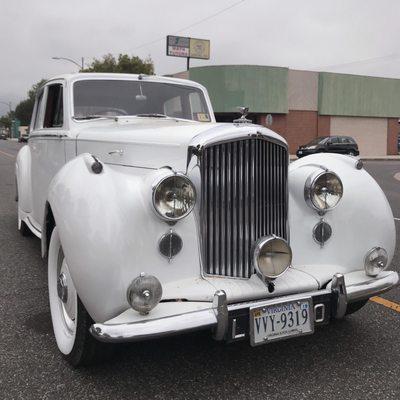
(298, 150), (303, 154)
(250, 297), (314, 346)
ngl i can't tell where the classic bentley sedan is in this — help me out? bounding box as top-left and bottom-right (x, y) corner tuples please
(16, 73), (398, 366)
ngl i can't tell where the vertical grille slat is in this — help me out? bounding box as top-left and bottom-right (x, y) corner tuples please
(200, 137), (288, 278)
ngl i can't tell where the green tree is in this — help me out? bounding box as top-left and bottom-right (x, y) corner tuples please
(83, 53), (154, 74)
(12, 79), (47, 126)
(0, 114), (12, 129)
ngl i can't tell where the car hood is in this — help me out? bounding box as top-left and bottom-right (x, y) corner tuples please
(75, 117), (286, 170)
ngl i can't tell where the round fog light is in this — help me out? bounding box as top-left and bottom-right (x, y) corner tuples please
(253, 236), (292, 280)
(127, 273), (162, 315)
(364, 247), (388, 277)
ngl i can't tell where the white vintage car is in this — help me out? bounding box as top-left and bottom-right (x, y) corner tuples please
(16, 73), (399, 366)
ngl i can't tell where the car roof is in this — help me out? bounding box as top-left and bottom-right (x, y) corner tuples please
(44, 72), (207, 91)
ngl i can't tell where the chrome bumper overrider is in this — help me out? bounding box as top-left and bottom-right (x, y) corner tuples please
(90, 271), (399, 343)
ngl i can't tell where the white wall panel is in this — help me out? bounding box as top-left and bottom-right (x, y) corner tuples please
(330, 116), (387, 156)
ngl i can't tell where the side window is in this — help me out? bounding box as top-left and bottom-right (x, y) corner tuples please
(330, 137), (339, 144)
(33, 90), (44, 130)
(341, 137), (351, 144)
(44, 84), (63, 128)
(164, 96), (183, 118)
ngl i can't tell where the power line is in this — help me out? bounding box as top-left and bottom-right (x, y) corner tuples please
(78, 0), (247, 64)
(313, 53), (400, 71)
(132, 0), (246, 51)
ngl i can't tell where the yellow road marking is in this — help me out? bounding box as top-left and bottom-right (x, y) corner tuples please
(370, 296), (400, 313)
(0, 149), (15, 159)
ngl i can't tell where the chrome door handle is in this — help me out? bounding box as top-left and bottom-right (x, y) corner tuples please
(108, 149), (124, 156)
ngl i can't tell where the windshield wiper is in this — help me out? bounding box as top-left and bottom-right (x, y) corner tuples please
(136, 113), (168, 118)
(73, 115), (119, 120)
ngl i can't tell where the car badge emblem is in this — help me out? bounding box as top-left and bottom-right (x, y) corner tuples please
(233, 106), (252, 124)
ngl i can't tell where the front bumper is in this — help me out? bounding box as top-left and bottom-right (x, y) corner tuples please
(90, 271), (399, 343)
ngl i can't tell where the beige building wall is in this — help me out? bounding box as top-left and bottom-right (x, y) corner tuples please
(330, 116), (387, 156)
(172, 71), (189, 80)
(288, 70), (318, 111)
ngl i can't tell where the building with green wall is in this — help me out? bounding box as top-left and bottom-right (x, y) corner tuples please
(177, 65), (400, 156)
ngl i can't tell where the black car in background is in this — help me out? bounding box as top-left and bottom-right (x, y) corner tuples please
(296, 136), (359, 158)
(0, 133), (7, 140)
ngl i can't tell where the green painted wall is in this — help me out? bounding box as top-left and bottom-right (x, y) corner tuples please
(319, 72), (400, 118)
(189, 65), (288, 113)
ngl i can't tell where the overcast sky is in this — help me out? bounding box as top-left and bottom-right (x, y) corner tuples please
(1, 0), (400, 116)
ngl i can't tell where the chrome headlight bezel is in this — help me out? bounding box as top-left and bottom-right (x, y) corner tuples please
(253, 235), (292, 280)
(304, 170), (343, 212)
(364, 247), (388, 277)
(152, 172), (196, 222)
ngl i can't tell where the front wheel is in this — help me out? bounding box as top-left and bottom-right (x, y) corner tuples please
(48, 227), (105, 366)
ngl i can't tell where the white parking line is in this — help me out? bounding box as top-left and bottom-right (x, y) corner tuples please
(394, 218), (400, 221)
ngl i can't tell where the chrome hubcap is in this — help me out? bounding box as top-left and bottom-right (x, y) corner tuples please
(56, 249), (77, 333)
(57, 272), (68, 303)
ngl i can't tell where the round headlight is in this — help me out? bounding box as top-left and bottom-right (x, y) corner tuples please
(364, 247), (388, 277)
(153, 173), (196, 221)
(305, 171), (343, 211)
(253, 236), (292, 280)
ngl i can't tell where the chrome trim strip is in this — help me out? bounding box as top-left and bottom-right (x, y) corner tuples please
(28, 134), (67, 139)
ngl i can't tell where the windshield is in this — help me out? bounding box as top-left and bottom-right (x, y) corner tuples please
(306, 137), (328, 146)
(73, 79), (211, 122)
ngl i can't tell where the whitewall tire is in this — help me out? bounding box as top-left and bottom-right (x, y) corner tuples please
(48, 227), (106, 366)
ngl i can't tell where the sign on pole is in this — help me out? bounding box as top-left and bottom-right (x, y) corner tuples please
(167, 35), (210, 70)
(189, 38), (210, 60)
(166, 36), (190, 58)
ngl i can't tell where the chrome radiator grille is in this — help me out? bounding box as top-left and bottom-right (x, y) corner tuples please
(200, 137), (288, 278)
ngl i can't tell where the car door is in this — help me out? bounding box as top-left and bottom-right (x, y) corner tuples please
(341, 137), (352, 153)
(29, 81), (67, 230)
(326, 137), (340, 153)
(336, 136), (347, 153)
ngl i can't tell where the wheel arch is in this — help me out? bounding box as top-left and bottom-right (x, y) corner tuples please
(41, 201), (55, 258)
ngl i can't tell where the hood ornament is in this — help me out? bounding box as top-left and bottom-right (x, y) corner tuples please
(233, 106), (252, 125)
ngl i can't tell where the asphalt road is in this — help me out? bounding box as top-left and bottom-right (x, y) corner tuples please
(0, 140), (399, 400)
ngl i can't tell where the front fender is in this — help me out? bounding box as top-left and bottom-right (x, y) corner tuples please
(15, 145), (32, 213)
(47, 154), (203, 322)
(288, 153), (396, 286)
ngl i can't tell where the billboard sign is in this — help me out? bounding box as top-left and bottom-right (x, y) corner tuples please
(167, 35), (190, 58)
(189, 38), (210, 59)
(167, 35), (210, 60)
